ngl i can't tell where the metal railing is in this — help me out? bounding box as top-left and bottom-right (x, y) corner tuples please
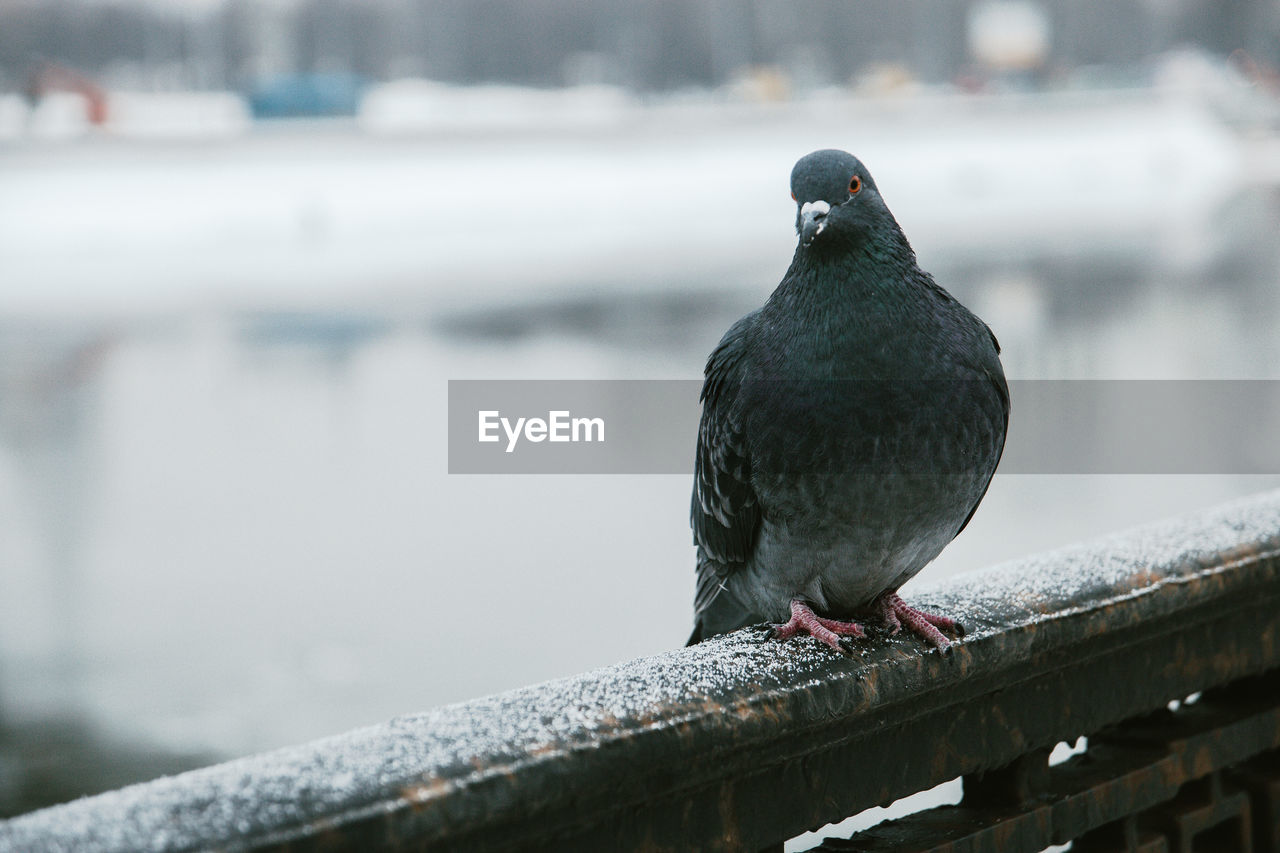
(4, 490), (1280, 852)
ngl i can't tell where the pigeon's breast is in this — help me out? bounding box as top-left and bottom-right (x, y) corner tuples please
(731, 369), (1005, 617)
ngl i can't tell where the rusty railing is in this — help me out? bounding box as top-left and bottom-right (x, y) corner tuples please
(3, 490), (1280, 852)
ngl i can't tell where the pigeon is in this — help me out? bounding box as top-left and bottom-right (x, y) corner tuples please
(688, 149), (1008, 653)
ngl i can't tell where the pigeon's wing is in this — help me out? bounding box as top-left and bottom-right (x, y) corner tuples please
(954, 325), (1009, 538)
(690, 314), (761, 622)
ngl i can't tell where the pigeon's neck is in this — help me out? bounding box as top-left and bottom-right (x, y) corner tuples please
(775, 221), (921, 318)
(758, 222), (939, 376)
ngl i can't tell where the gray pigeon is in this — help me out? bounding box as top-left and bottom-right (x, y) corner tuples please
(688, 149), (1008, 652)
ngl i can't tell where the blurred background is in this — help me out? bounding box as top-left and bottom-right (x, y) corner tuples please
(3, 0), (1280, 843)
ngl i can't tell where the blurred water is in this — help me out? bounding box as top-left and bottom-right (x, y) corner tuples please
(2, 93), (1280, 798)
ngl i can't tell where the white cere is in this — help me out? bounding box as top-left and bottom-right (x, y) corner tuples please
(800, 200), (830, 217)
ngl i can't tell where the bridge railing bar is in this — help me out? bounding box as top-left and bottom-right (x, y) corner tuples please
(3, 490), (1280, 852)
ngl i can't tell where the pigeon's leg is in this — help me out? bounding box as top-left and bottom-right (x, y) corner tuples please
(875, 593), (962, 650)
(881, 604), (903, 635)
(771, 599), (866, 653)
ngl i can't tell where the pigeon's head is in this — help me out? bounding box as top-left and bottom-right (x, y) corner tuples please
(790, 149), (889, 250)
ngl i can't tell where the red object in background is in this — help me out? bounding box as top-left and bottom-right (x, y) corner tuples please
(24, 61), (109, 125)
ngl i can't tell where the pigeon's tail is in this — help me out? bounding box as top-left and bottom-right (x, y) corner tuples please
(687, 586), (758, 646)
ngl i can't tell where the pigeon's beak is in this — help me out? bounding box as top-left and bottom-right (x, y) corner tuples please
(799, 200), (830, 247)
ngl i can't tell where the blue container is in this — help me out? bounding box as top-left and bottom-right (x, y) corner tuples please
(247, 73), (366, 119)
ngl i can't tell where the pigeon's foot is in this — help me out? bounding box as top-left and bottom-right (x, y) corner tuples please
(771, 599), (866, 654)
(875, 593), (963, 650)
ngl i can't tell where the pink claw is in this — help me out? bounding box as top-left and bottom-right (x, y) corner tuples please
(876, 593), (962, 650)
(771, 599), (866, 653)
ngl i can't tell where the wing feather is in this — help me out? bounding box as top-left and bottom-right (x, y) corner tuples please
(690, 314), (761, 619)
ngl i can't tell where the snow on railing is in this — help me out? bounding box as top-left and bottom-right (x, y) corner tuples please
(4, 491), (1280, 852)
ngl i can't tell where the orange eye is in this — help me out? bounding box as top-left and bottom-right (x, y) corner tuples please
(849, 175), (862, 194)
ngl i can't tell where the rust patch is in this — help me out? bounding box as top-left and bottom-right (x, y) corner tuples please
(717, 779), (741, 852)
(1127, 566), (1161, 591)
(1189, 744), (1214, 778)
(400, 777), (450, 809)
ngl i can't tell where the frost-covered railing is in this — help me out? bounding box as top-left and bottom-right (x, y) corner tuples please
(4, 492), (1280, 852)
